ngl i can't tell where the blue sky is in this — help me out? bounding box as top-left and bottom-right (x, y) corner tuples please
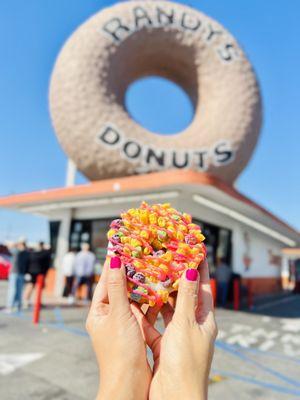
(0, 0), (299, 242)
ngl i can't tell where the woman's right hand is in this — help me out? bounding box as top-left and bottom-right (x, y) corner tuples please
(133, 261), (217, 400)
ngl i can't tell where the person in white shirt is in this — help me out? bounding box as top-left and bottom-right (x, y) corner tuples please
(62, 248), (76, 298)
(72, 243), (96, 301)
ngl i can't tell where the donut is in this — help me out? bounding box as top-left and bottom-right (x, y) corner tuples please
(107, 202), (206, 306)
(49, 0), (262, 184)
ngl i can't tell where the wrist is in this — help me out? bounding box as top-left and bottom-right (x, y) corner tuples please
(98, 367), (149, 400)
(98, 385), (147, 400)
(165, 388), (206, 400)
(97, 386), (141, 400)
(152, 372), (207, 400)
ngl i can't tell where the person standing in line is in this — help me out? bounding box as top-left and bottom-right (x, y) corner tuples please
(72, 243), (96, 303)
(5, 239), (30, 312)
(62, 248), (76, 301)
(24, 241), (51, 308)
(215, 257), (232, 307)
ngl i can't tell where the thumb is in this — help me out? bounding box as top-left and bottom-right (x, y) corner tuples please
(107, 256), (130, 314)
(174, 269), (199, 323)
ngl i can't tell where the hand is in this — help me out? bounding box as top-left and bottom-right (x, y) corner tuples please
(133, 261), (217, 400)
(86, 256), (152, 400)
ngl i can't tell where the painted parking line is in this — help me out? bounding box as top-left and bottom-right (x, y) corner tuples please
(0, 353), (44, 376)
(0, 309), (89, 337)
(212, 368), (300, 397)
(254, 295), (298, 311)
(216, 340), (300, 365)
(53, 307), (65, 326)
(209, 374), (227, 385)
(216, 341), (300, 388)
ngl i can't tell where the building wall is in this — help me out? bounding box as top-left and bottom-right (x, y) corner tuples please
(233, 223), (283, 278)
(186, 195), (283, 293)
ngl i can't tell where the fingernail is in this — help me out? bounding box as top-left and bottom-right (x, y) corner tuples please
(110, 256), (121, 269)
(186, 269), (198, 281)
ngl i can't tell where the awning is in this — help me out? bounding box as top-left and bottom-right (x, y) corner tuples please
(0, 170), (299, 247)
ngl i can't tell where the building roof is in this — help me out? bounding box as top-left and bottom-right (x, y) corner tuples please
(0, 170), (299, 246)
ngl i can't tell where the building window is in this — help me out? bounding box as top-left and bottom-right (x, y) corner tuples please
(69, 218), (116, 264)
(49, 221), (60, 255)
(193, 219), (232, 276)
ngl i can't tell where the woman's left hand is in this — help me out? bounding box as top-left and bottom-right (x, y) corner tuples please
(86, 256), (152, 400)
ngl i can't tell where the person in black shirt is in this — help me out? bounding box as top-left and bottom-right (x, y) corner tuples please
(24, 242), (51, 308)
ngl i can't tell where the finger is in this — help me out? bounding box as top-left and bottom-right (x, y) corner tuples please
(168, 292), (177, 309)
(131, 304), (161, 347)
(198, 284), (217, 335)
(90, 258), (109, 313)
(146, 304), (162, 326)
(174, 269), (199, 322)
(131, 303), (161, 369)
(201, 282), (213, 312)
(160, 302), (174, 327)
(107, 256), (130, 314)
(199, 259), (210, 284)
(196, 276), (215, 325)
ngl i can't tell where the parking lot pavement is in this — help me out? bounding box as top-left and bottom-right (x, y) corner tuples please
(0, 281), (300, 400)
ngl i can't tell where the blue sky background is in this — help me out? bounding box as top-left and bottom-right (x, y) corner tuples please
(0, 0), (299, 242)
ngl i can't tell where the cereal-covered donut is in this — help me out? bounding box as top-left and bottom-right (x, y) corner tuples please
(107, 202), (206, 306)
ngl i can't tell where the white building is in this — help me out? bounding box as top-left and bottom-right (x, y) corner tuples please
(0, 170), (298, 295)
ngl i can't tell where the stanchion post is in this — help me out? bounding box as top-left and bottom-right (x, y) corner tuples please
(33, 274), (44, 325)
(233, 278), (240, 310)
(210, 278), (217, 307)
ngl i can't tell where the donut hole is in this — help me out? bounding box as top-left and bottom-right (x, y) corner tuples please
(125, 76), (194, 135)
(106, 27), (199, 133)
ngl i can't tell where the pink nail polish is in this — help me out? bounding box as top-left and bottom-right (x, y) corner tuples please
(186, 269), (198, 281)
(110, 256), (121, 269)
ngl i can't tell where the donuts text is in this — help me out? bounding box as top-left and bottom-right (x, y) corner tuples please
(97, 125), (235, 173)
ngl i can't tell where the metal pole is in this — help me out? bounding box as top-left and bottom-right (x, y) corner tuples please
(33, 274), (44, 324)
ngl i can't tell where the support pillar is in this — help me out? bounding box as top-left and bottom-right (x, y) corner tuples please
(54, 209), (72, 296)
(281, 255), (290, 290)
(65, 158), (77, 187)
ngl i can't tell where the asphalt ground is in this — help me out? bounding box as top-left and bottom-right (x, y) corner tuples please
(0, 281), (300, 400)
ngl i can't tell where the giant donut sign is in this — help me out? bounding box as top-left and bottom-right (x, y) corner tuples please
(49, 0), (262, 183)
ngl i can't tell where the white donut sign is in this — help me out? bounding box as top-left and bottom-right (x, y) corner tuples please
(49, 0), (262, 183)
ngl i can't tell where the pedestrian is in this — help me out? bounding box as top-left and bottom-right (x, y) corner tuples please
(72, 243), (96, 303)
(215, 257), (231, 307)
(5, 239), (30, 312)
(62, 247), (76, 300)
(23, 241), (51, 308)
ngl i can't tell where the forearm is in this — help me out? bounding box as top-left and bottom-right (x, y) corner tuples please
(150, 369), (208, 400)
(97, 384), (148, 400)
(97, 369), (149, 400)
(97, 389), (147, 400)
(174, 386), (207, 400)
(150, 388), (206, 400)
(159, 386), (206, 400)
